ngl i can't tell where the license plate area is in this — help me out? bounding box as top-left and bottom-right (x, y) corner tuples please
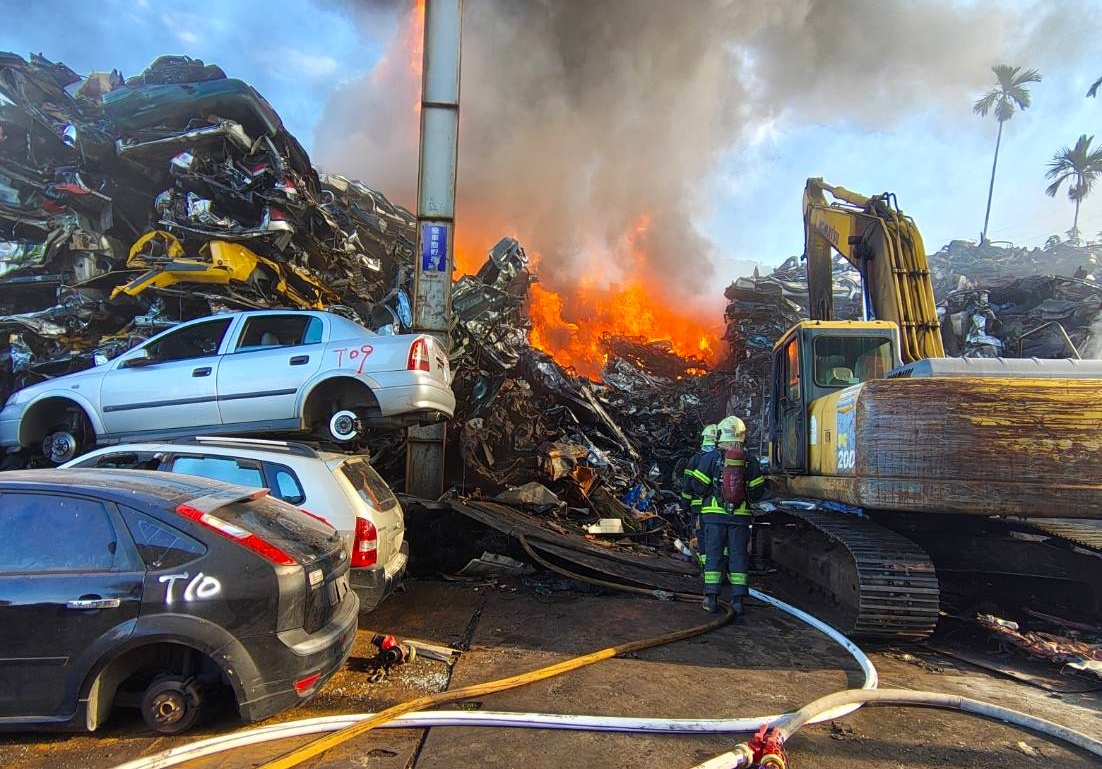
(328, 574), (350, 605)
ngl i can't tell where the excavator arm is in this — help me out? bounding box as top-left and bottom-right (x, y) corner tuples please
(803, 178), (944, 362)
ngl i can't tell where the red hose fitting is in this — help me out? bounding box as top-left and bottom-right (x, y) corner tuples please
(748, 724), (788, 768)
(371, 633), (416, 666)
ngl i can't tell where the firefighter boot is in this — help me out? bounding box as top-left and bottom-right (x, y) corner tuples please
(730, 596), (744, 617)
(702, 594), (718, 613)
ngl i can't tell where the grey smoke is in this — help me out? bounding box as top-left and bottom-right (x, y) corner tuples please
(313, 0), (1099, 308)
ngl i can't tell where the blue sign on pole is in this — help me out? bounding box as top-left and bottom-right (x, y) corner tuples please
(421, 223), (448, 272)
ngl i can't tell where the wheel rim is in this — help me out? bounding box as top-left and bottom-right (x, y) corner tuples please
(150, 690), (186, 726)
(43, 431), (78, 464)
(329, 410), (360, 442)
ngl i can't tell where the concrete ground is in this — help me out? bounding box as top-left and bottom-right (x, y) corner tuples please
(1, 579), (1098, 769)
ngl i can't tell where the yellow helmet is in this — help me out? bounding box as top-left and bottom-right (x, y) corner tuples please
(700, 424), (718, 448)
(717, 415), (746, 447)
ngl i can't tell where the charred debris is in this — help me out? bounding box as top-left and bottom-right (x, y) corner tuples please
(2, 52), (1101, 549)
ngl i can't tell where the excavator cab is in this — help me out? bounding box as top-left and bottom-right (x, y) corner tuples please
(768, 320), (900, 473)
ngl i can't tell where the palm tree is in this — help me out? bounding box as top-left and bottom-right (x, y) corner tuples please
(974, 64), (1042, 243)
(1045, 134), (1102, 243)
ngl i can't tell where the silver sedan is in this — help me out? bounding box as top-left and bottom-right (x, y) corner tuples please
(0, 310), (454, 463)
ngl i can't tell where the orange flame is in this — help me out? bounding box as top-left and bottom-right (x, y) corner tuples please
(523, 213), (720, 380)
(396, 7), (719, 381)
(528, 281), (721, 380)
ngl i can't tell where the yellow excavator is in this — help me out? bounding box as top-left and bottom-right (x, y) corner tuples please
(763, 178), (1102, 639)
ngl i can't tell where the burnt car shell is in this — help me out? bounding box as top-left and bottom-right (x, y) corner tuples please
(102, 78), (314, 180)
(0, 469), (357, 731)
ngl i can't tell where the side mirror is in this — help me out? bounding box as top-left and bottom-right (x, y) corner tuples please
(121, 348), (154, 368)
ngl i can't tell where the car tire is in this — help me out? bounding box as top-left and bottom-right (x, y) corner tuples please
(41, 411), (93, 465)
(140, 675), (205, 735)
(327, 409), (363, 444)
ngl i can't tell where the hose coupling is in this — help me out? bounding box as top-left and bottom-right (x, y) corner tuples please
(371, 634), (417, 667)
(747, 724), (788, 768)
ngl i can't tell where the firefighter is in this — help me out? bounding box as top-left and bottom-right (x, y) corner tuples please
(682, 424), (719, 566)
(700, 416), (766, 615)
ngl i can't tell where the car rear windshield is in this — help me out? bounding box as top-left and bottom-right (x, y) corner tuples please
(210, 497), (340, 563)
(170, 455), (265, 488)
(339, 458), (397, 511)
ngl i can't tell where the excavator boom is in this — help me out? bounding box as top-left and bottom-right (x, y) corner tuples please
(803, 177), (944, 362)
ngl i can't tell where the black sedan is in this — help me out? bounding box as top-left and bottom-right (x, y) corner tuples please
(0, 468), (358, 733)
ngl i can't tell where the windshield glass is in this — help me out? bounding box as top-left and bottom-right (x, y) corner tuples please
(339, 458), (397, 511)
(211, 497), (339, 561)
(813, 336), (894, 387)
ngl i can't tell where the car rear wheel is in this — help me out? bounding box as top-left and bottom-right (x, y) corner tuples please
(327, 409), (363, 443)
(141, 675), (205, 734)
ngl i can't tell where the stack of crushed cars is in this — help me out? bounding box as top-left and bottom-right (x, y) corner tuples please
(6, 52), (1098, 541)
(0, 52), (416, 402)
(930, 240), (1102, 358)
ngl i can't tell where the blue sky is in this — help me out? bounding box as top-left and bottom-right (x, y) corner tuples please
(0, 0), (384, 156)
(708, 57), (1102, 263)
(3, 0), (1101, 276)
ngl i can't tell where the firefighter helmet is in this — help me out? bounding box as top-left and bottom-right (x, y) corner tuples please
(700, 424), (718, 448)
(717, 416), (746, 447)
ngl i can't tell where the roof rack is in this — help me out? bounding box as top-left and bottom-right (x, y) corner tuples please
(170, 436), (321, 458)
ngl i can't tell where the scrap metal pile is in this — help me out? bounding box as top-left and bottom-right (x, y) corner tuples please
(441, 237), (734, 536)
(4, 51), (1100, 543)
(977, 613), (1102, 680)
(930, 240), (1102, 358)
(0, 52), (415, 402)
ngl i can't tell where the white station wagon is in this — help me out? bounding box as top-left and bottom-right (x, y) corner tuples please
(0, 310), (454, 463)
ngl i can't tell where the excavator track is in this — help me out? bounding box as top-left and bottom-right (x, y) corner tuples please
(764, 506), (940, 640)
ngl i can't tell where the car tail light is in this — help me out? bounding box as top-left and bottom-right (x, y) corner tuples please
(407, 337), (431, 371)
(351, 517), (377, 567)
(270, 206), (289, 221)
(298, 508), (335, 529)
(177, 504), (297, 566)
(294, 672), (322, 696)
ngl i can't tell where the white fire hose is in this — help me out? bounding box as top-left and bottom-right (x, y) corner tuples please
(110, 587), (1099, 769)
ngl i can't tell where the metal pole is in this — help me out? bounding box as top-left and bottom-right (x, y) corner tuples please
(406, 0), (462, 499)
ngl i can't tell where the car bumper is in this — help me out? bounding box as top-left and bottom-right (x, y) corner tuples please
(350, 542), (408, 613)
(373, 374), (456, 420)
(235, 588), (359, 723)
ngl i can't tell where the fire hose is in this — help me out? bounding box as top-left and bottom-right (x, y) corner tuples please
(690, 689), (1102, 768)
(110, 535), (1100, 769)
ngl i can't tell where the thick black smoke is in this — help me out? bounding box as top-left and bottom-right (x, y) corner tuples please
(313, 0), (1097, 307)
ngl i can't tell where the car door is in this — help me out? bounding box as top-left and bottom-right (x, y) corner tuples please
(99, 317), (234, 437)
(0, 491), (143, 718)
(778, 335), (807, 473)
(216, 314), (325, 427)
